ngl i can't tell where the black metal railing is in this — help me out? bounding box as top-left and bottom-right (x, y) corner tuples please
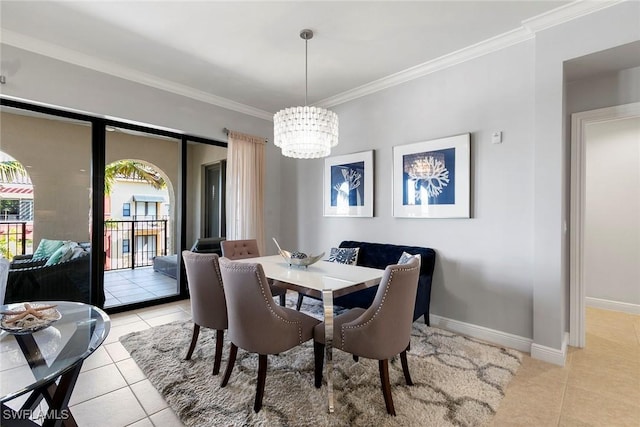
(0, 221), (29, 259)
(0, 219), (169, 269)
(104, 219), (168, 271)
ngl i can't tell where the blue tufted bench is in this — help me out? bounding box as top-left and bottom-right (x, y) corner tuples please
(297, 240), (436, 324)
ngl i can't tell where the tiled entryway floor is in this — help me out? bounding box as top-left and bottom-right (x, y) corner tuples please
(104, 268), (178, 308)
(491, 307), (640, 426)
(2, 303), (638, 426)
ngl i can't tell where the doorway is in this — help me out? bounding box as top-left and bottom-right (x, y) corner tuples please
(204, 161), (226, 238)
(569, 102), (640, 347)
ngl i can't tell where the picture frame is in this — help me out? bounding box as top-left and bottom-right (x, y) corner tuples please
(393, 133), (470, 218)
(324, 150), (374, 217)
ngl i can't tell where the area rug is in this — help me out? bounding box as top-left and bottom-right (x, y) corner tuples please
(120, 297), (522, 426)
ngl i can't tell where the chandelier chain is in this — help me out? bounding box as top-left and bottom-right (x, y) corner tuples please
(305, 36), (308, 106)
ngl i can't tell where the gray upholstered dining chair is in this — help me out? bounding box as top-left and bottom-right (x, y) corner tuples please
(313, 256), (420, 415)
(181, 250), (227, 375)
(221, 239), (288, 306)
(218, 257), (320, 413)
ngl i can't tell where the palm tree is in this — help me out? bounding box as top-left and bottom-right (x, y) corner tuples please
(104, 160), (165, 195)
(0, 161), (30, 183)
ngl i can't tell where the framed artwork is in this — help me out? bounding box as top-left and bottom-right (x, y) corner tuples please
(393, 133), (470, 218)
(324, 150), (374, 217)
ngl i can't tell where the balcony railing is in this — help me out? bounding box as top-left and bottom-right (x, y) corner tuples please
(0, 219), (169, 272)
(104, 219), (168, 271)
(0, 221), (30, 259)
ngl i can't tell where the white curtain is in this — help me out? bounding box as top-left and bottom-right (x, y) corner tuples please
(226, 130), (266, 254)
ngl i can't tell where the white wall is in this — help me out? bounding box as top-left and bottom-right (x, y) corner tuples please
(584, 117), (640, 306)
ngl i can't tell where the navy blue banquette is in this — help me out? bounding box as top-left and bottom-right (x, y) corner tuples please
(331, 240), (436, 324)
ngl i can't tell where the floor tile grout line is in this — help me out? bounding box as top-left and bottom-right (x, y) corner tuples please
(69, 382), (131, 409)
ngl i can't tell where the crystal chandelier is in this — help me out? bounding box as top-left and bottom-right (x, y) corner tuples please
(273, 29), (339, 159)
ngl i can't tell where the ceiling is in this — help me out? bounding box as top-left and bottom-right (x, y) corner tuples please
(1, 1), (584, 118)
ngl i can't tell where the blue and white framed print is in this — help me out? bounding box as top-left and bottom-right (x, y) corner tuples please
(393, 133), (470, 218)
(324, 150), (374, 217)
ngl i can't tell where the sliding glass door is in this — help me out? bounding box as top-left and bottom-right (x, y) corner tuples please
(104, 127), (181, 308)
(0, 107), (93, 304)
(1, 98), (227, 312)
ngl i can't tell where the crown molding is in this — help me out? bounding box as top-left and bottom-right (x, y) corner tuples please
(317, 0), (624, 109)
(0, 29), (274, 122)
(1, 1), (625, 116)
(317, 26), (534, 109)
(521, 0), (626, 33)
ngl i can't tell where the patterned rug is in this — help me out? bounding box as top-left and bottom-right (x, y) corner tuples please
(120, 296), (522, 426)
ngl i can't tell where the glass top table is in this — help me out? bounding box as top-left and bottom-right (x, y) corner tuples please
(0, 301), (110, 427)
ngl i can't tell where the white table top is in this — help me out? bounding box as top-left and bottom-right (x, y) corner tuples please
(234, 255), (384, 295)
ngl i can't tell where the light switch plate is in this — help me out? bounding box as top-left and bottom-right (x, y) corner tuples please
(491, 131), (502, 144)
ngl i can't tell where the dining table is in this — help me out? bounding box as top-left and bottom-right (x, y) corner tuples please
(0, 301), (110, 427)
(234, 254), (384, 413)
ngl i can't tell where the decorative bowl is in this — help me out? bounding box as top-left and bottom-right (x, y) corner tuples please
(0, 303), (62, 335)
(272, 238), (324, 268)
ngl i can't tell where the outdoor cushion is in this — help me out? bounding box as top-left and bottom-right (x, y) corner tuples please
(32, 239), (65, 260)
(45, 241), (78, 266)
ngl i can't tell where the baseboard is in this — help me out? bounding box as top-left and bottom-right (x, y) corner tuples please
(586, 297), (640, 315)
(530, 332), (568, 366)
(429, 314), (532, 353)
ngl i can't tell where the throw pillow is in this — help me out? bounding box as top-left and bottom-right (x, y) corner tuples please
(32, 239), (65, 260)
(44, 241), (76, 266)
(70, 246), (88, 260)
(328, 247), (360, 265)
(398, 251), (421, 266)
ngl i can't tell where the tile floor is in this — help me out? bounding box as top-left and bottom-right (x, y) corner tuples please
(491, 306), (640, 426)
(104, 268), (178, 308)
(3, 303), (638, 426)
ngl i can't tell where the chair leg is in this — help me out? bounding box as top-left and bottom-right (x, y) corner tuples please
(379, 359), (396, 416)
(254, 354), (268, 413)
(400, 349), (413, 386)
(185, 324), (200, 360)
(353, 355), (359, 362)
(279, 292), (286, 307)
(296, 294), (304, 311)
(313, 341), (324, 388)
(220, 343), (238, 387)
(212, 329), (224, 375)
(424, 312), (430, 326)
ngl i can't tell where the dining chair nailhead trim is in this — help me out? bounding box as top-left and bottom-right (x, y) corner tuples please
(341, 264), (419, 348)
(223, 261), (305, 344)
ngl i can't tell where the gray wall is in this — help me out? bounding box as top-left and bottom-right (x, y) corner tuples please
(2, 1), (639, 354)
(291, 41), (536, 339)
(288, 2), (640, 351)
(533, 2), (639, 350)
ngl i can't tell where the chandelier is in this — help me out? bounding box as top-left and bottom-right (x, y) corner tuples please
(273, 29), (339, 159)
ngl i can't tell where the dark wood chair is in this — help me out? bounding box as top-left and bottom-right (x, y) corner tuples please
(220, 239), (288, 306)
(182, 250), (227, 375)
(313, 257), (420, 415)
(218, 258), (320, 412)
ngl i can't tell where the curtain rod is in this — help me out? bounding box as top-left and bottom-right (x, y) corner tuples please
(223, 127), (269, 143)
